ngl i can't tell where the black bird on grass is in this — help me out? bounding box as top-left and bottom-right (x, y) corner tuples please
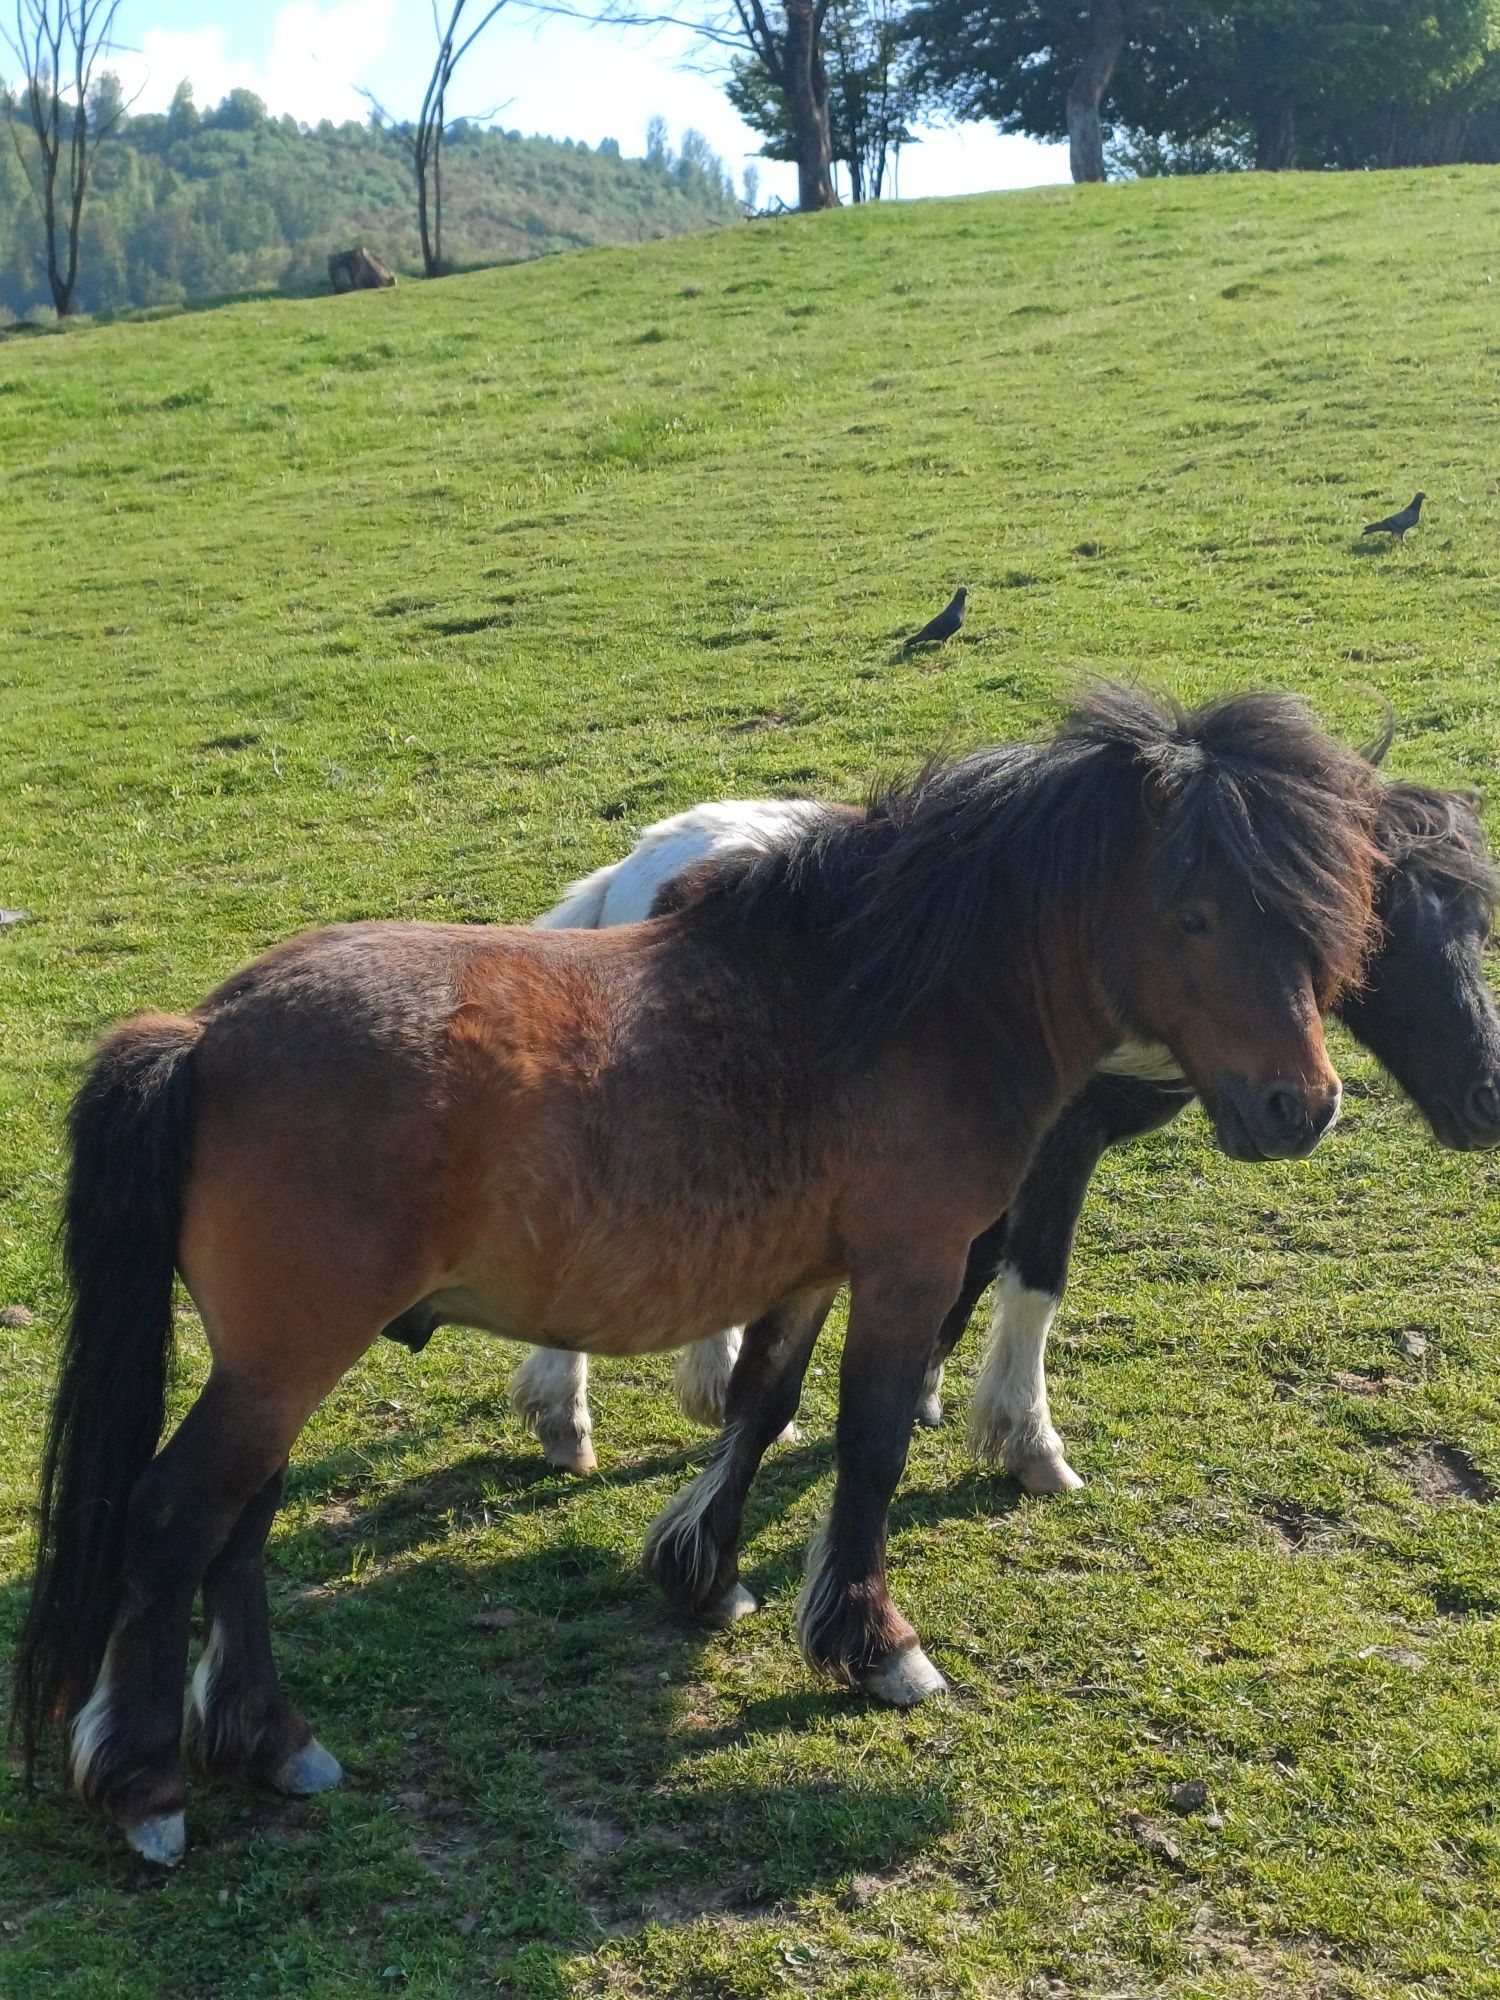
(1363, 491), (1425, 543)
(902, 586), (967, 652)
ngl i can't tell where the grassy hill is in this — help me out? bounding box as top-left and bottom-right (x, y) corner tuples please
(0, 106), (739, 318)
(3, 168), (1500, 1998)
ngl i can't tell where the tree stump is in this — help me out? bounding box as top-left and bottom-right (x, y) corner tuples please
(327, 248), (397, 293)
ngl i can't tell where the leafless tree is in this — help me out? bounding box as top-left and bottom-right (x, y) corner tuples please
(365, 0), (512, 277)
(1, 0), (128, 316)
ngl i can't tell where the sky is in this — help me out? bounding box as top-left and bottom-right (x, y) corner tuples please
(98, 0), (1069, 207)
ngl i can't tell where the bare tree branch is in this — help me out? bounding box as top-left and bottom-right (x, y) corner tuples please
(0, 0), (126, 314)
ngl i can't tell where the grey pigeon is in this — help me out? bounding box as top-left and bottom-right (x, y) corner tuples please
(903, 586), (967, 652)
(1363, 491), (1425, 542)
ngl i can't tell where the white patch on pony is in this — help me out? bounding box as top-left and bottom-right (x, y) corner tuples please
(509, 1347), (596, 1473)
(673, 1328), (742, 1428)
(644, 1435), (737, 1605)
(967, 1268), (1083, 1492)
(1098, 1040), (1187, 1085)
(534, 799), (827, 930)
(794, 1513), (842, 1671)
(68, 1641), (120, 1796)
(186, 1619), (225, 1735)
(914, 1357), (946, 1428)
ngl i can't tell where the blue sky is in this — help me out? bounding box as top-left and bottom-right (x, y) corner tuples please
(103, 0), (1068, 205)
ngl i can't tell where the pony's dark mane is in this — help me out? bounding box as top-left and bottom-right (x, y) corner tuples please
(1377, 780), (1497, 916)
(680, 683), (1382, 1055)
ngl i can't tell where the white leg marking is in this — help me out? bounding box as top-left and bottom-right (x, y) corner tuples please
(68, 1641), (119, 1797)
(794, 1514), (841, 1671)
(644, 1434), (746, 1614)
(126, 1811), (186, 1866)
(186, 1619), (225, 1735)
(967, 1268), (1083, 1492)
(510, 1347), (596, 1473)
(914, 1358), (945, 1429)
(673, 1327), (742, 1428)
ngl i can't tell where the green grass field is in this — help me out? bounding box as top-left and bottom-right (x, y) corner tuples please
(3, 166), (1500, 1998)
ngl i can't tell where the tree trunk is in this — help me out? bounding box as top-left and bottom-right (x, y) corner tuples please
(1066, 0), (1125, 184)
(1253, 98), (1296, 171)
(784, 0), (838, 210)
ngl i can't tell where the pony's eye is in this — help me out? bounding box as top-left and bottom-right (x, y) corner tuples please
(1177, 909), (1212, 938)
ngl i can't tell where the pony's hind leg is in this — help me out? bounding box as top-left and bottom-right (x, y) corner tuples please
(68, 1371), (316, 1864)
(672, 1327), (742, 1427)
(185, 1464), (340, 1798)
(797, 1267), (963, 1707)
(646, 1290), (832, 1627)
(509, 1348), (596, 1474)
(915, 1218), (1011, 1429)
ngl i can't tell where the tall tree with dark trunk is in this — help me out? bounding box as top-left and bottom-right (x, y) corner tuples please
(904, 0), (1145, 184)
(1065, 0), (1125, 181)
(1, 0), (126, 316)
(728, 0), (917, 201)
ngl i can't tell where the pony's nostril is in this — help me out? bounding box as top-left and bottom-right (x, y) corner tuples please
(1467, 1081), (1500, 1130)
(1261, 1084), (1305, 1137)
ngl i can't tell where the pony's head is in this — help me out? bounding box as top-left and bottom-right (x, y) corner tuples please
(1085, 686), (1383, 1160)
(1339, 781), (1500, 1150)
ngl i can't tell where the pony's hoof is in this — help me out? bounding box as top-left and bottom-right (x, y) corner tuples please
(273, 1738), (343, 1796)
(543, 1435), (597, 1476)
(775, 1421), (801, 1446)
(1012, 1451), (1084, 1495)
(125, 1810), (186, 1866)
(703, 1582), (757, 1628)
(913, 1392), (944, 1430)
(858, 1645), (948, 1707)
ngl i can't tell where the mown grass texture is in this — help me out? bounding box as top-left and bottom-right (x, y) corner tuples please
(2, 167), (1500, 1997)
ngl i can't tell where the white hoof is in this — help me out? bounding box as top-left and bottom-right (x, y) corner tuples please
(541, 1434), (597, 1476)
(1010, 1450), (1084, 1495)
(125, 1810), (186, 1866)
(857, 1645), (948, 1707)
(274, 1738), (343, 1796)
(704, 1581), (758, 1627)
(775, 1421), (801, 1446)
(913, 1392), (944, 1430)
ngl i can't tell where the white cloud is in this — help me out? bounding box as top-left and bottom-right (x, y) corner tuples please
(113, 0), (394, 126)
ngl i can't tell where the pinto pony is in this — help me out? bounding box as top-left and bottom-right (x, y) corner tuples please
(509, 776), (1500, 1483)
(17, 687), (1383, 1864)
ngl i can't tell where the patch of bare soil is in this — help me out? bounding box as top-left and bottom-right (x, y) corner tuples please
(1398, 1441), (1494, 1504)
(1259, 1500), (1343, 1553)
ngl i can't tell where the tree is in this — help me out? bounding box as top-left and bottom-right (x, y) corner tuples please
(728, 0), (917, 199)
(364, 0), (512, 277)
(0, 0), (128, 315)
(904, 0), (1135, 182)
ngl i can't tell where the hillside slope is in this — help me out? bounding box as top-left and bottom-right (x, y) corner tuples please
(3, 171), (1500, 1998)
(0, 107), (739, 317)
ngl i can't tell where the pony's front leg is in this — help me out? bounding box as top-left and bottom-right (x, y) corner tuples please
(673, 1327), (801, 1444)
(646, 1289), (833, 1627)
(509, 1347), (596, 1474)
(185, 1464), (341, 1799)
(797, 1268), (962, 1707)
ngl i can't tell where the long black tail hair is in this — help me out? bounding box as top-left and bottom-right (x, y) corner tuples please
(13, 1012), (201, 1776)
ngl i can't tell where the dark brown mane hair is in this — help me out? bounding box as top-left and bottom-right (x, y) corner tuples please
(679, 683), (1384, 1054)
(1376, 781), (1497, 917)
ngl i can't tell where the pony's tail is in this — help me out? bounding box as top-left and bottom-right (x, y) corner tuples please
(13, 1013), (202, 1779)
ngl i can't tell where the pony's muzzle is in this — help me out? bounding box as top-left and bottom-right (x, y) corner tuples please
(1213, 1076), (1342, 1161)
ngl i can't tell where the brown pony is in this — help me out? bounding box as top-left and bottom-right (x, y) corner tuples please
(16, 686), (1382, 1864)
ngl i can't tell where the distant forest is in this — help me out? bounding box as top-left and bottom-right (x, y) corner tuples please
(0, 85), (741, 319)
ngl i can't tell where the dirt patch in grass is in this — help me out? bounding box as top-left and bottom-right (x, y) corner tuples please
(1259, 1500), (1344, 1553)
(1398, 1441), (1494, 1504)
